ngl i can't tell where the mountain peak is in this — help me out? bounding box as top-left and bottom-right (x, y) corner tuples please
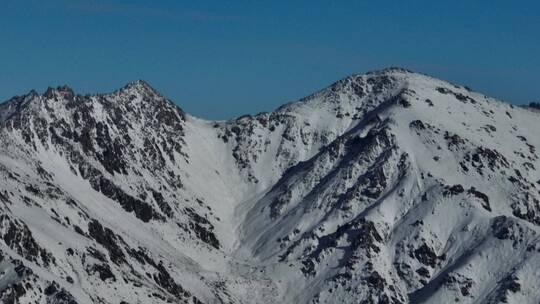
(119, 79), (158, 96)
(43, 85), (75, 99)
(366, 66), (415, 75)
(0, 89), (41, 122)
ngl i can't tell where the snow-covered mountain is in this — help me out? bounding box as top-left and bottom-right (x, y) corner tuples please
(0, 68), (539, 304)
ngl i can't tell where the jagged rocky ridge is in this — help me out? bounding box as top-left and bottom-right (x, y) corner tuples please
(0, 68), (539, 303)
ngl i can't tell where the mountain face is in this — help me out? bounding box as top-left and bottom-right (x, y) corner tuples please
(0, 68), (539, 304)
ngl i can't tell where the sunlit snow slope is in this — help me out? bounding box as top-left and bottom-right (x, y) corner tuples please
(0, 68), (539, 304)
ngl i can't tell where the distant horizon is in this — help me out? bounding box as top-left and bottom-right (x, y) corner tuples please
(1, 1), (539, 119)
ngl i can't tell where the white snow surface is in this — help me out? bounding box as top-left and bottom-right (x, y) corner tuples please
(0, 69), (539, 303)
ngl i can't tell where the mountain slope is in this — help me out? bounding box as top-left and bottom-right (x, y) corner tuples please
(0, 68), (539, 304)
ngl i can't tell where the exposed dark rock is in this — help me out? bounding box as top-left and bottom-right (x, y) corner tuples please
(0, 214), (54, 267)
(415, 267), (430, 278)
(443, 184), (464, 196)
(0, 282), (27, 304)
(87, 219), (126, 265)
(467, 187), (491, 211)
(365, 271), (386, 291)
(409, 120), (426, 130)
(184, 208), (220, 249)
(88, 263), (116, 282)
(89, 176), (160, 222)
(153, 261), (191, 300)
(152, 190), (173, 218)
(43, 281), (78, 304)
(413, 244), (438, 268)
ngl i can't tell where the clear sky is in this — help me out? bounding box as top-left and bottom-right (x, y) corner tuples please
(1, 1), (539, 119)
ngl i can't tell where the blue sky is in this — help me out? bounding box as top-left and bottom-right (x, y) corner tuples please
(1, 0), (539, 119)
